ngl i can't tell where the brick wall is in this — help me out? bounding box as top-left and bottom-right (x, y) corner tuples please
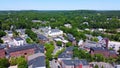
(0, 49), (5, 58)
(9, 48), (35, 57)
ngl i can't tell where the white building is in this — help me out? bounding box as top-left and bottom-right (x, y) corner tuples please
(48, 29), (63, 37)
(13, 37), (24, 46)
(108, 41), (120, 52)
(78, 39), (84, 46)
(64, 24), (72, 28)
(40, 26), (63, 37)
(5, 31), (13, 37)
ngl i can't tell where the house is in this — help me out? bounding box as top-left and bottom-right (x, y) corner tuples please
(37, 34), (49, 44)
(108, 41), (120, 52)
(64, 24), (72, 28)
(97, 36), (103, 42)
(32, 20), (42, 23)
(0, 45), (6, 58)
(13, 37), (24, 46)
(35, 45), (45, 53)
(58, 46), (74, 61)
(78, 40), (84, 46)
(1, 36), (14, 47)
(83, 40), (102, 51)
(28, 53), (46, 68)
(61, 59), (89, 68)
(115, 65), (120, 68)
(67, 34), (76, 45)
(90, 47), (117, 58)
(16, 29), (27, 38)
(7, 44), (37, 57)
(5, 31), (13, 37)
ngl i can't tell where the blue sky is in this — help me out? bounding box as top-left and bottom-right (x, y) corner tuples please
(0, 0), (120, 10)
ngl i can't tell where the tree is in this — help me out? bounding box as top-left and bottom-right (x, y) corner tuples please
(46, 59), (50, 68)
(94, 54), (105, 62)
(66, 42), (72, 47)
(91, 37), (99, 42)
(0, 30), (6, 37)
(56, 41), (62, 46)
(9, 57), (17, 66)
(0, 58), (9, 68)
(13, 31), (19, 37)
(17, 57), (28, 68)
(25, 29), (37, 41)
(94, 64), (99, 68)
(26, 38), (33, 44)
(0, 39), (3, 43)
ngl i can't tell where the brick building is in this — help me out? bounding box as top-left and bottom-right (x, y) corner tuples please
(90, 47), (117, 58)
(7, 44), (37, 57)
(0, 46), (5, 58)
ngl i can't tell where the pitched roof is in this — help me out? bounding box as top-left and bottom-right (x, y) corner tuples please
(90, 47), (108, 51)
(0, 45), (5, 49)
(62, 59), (88, 66)
(7, 44), (37, 53)
(28, 53), (45, 68)
(58, 46), (74, 58)
(37, 34), (48, 40)
(14, 37), (23, 41)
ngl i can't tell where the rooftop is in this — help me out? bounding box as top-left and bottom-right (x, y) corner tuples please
(28, 53), (45, 68)
(62, 59), (88, 66)
(14, 37), (23, 41)
(7, 44), (37, 53)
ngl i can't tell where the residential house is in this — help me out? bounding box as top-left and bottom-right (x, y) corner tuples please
(1, 36), (14, 47)
(0, 45), (5, 58)
(64, 24), (72, 28)
(7, 44), (37, 57)
(61, 59), (89, 68)
(32, 20), (42, 23)
(67, 34), (76, 45)
(78, 40), (84, 46)
(108, 41), (120, 52)
(13, 37), (24, 46)
(37, 34), (49, 44)
(5, 31), (13, 37)
(58, 46), (74, 61)
(28, 53), (46, 68)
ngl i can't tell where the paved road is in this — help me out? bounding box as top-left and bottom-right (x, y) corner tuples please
(50, 59), (59, 68)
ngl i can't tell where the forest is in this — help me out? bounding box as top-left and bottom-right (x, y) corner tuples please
(0, 10), (120, 41)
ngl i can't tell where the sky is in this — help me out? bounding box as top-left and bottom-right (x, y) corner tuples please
(0, 0), (120, 10)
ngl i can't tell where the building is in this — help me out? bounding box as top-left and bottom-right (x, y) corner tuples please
(40, 26), (63, 37)
(58, 46), (74, 61)
(0, 45), (5, 58)
(61, 59), (89, 68)
(32, 20), (42, 23)
(108, 41), (120, 52)
(37, 34), (49, 44)
(48, 29), (63, 37)
(7, 44), (37, 57)
(5, 31), (13, 37)
(1, 36), (14, 47)
(28, 53), (46, 68)
(13, 37), (24, 46)
(90, 47), (117, 58)
(64, 24), (72, 28)
(67, 34), (76, 45)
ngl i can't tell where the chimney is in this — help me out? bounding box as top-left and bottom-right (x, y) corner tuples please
(104, 38), (109, 49)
